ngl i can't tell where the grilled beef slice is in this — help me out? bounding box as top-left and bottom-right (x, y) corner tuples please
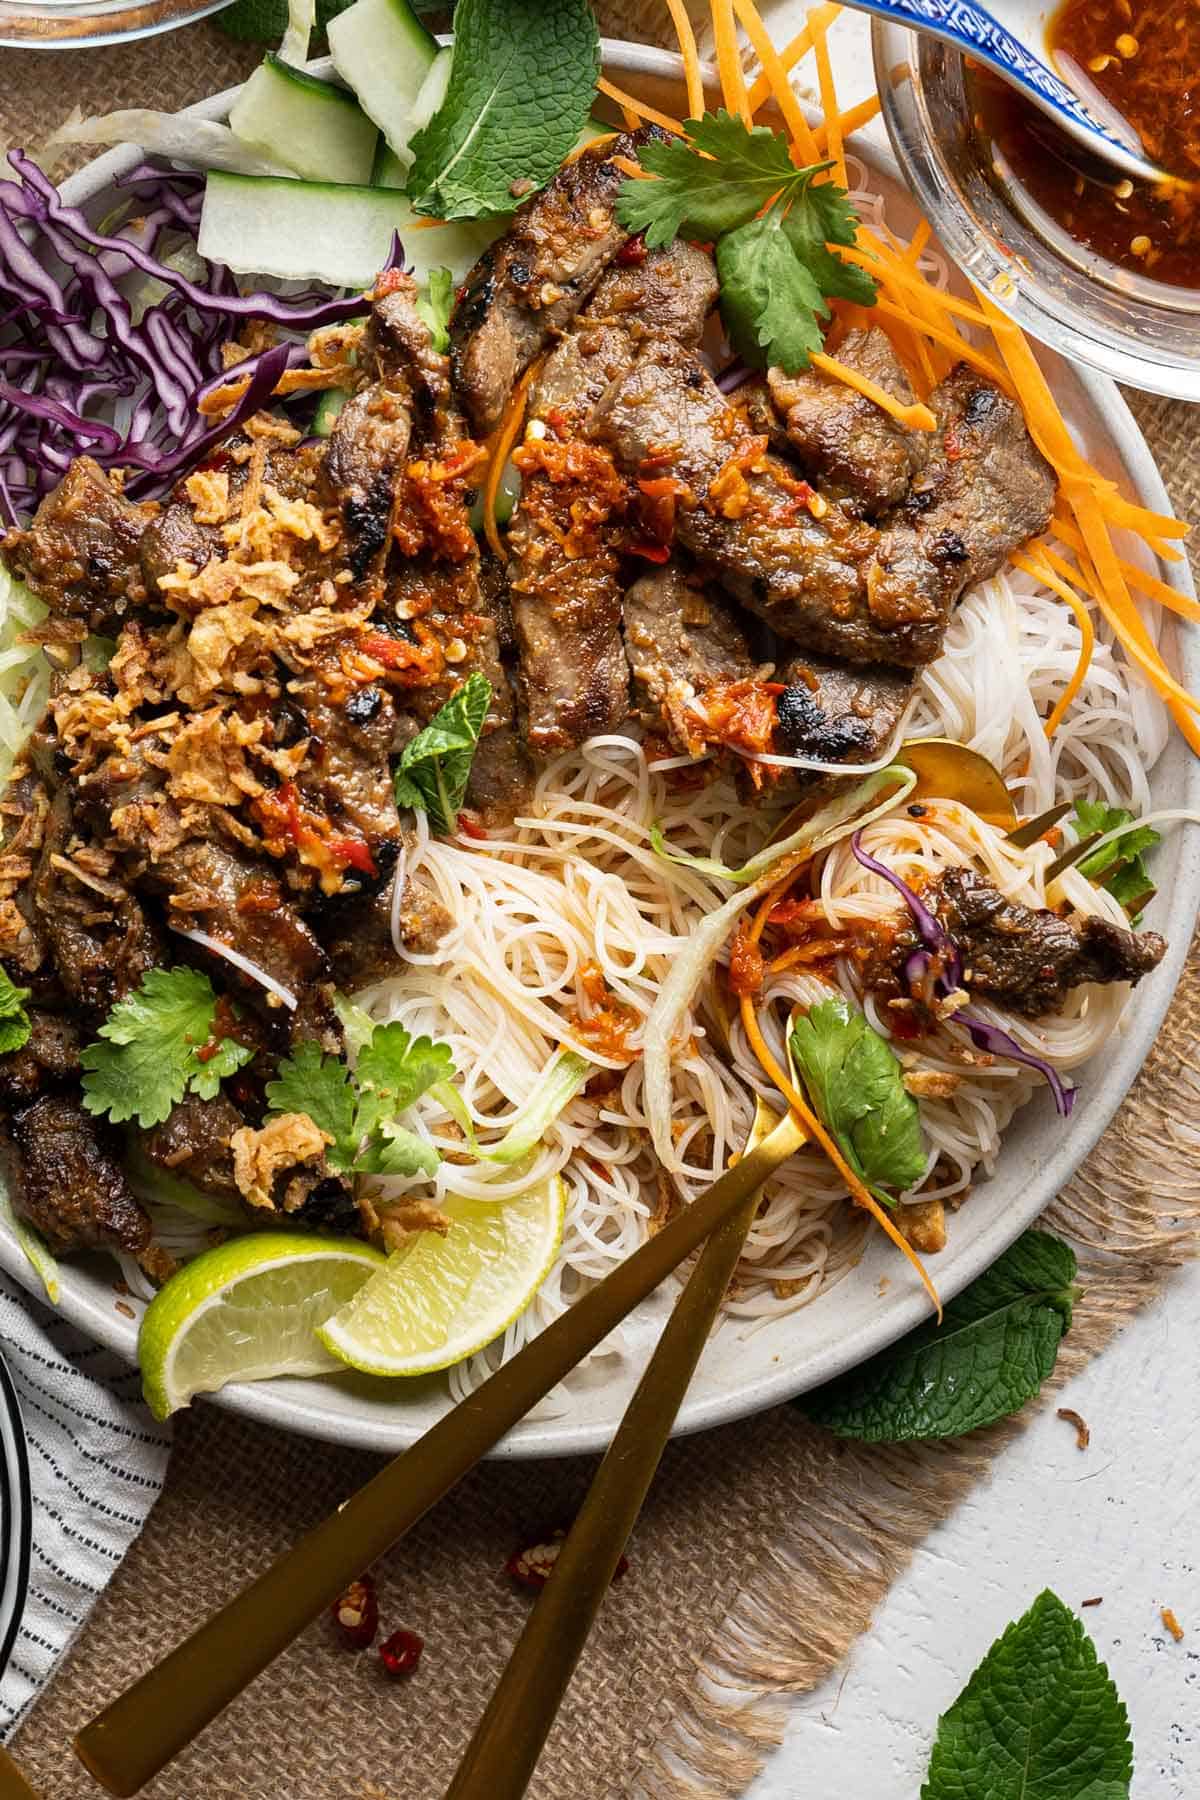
(326, 872), (452, 990)
(324, 279), (443, 582)
(623, 559), (757, 753)
(9, 1094), (151, 1258)
(449, 128), (666, 436)
(0, 1010), (81, 1106)
(4, 457), (158, 636)
(775, 653), (914, 767)
(594, 342), (1055, 667)
(756, 328), (929, 517)
(865, 865), (1167, 1018)
(508, 244), (719, 755)
(142, 1092), (242, 1198)
(32, 788), (165, 1016)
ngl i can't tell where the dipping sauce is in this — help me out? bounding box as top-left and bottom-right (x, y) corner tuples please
(968, 0), (1200, 287)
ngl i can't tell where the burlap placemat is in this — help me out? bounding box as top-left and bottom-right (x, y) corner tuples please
(2, 16), (1198, 1796)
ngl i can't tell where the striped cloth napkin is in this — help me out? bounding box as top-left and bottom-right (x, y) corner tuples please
(0, 1275), (170, 1736)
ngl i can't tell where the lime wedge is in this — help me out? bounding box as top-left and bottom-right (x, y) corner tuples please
(138, 1232), (386, 1420)
(317, 1176), (566, 1377)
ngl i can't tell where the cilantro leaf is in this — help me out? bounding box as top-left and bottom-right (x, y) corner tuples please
(266, 1019), (454, 1176)
(356, 1127), (440, 1178)
(922, 1590), (1132, 1799)
(405, 0), (600, 220)
(782, 183), (879, 307)
(801, 1229), (1079, 1441)
(265, 1040), (359, 1170)
(789, 996), (926, 1201)
(415, 267), (455, 354)
(393, 672), (492, 834)
(717, 211), (827, 371)
(1072, 799), (1160, 921)
(80, 967), (255, 1129)
(617, 109), (796, 245)
(355, 1022), (456, 1130)
(617, 114), (875, 373)
(0, 967), (32, 1058)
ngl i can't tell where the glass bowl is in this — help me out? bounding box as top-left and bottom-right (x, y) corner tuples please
(0, 0), (230, 49)
(871, 17), (1200, 401)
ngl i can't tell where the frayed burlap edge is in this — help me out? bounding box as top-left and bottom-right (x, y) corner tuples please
(637, 934), (1200, 1800)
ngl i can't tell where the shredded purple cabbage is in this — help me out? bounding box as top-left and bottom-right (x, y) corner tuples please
(958, 1010), (1077, 1116)
(716, 359), (753, 395)
(0, 150), (399, 518)
(851, 830), (1077, 1117)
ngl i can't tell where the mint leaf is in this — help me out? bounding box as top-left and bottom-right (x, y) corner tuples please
(788, 996), (926, 1199)
(80, 967), (255, 1130)
(617, 109), (797, 245)
(717, 211), (828, 370)
(393, 672), (492, 834)
(265, 1041), (359, 1170)
(0, 967), (32, 1057)
(801, 1229), (1078, 1441)
(415, 267), (455, 353)
(922, 1590), (1132, 1799)
(405, 0), (600, 220)
(1072, 800), (1159, 921)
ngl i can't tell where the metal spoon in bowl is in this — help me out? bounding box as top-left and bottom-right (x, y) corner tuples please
(854, 0), (1163, 183)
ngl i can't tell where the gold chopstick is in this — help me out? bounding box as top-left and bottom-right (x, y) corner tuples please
(74, 1107), (808, 1798)
(1006, 799), (1073, 848)
(442, 1100), (796, 1800)
(0, 1744), (40, 1799)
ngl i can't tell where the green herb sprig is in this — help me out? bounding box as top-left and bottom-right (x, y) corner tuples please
(266, 1021), (454, 1179)
(1072, 799), (1160, 922)
(788, 995), (926, 1204)
(616, 111), (877, 371)
(405, 0), (600, 220)
(80, 968), (255, 1130)
(393, 672), (492, 835)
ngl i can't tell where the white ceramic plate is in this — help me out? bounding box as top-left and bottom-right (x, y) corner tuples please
(0, 44), (1196, 1457)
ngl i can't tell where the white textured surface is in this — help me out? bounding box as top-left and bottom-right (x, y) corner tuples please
(736, 23), (1199, 1790)
(748, 1263), (1200, 1796)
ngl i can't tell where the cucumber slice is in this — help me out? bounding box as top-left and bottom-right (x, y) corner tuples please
(199, 171), (503, 291)
(410, 44), (453, 135)
(328, 0), (439, 168)
(228, 54), (379, 187)
(371, 140), (409, 189)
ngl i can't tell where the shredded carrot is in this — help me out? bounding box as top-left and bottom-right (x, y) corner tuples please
(711, 0), (751, 123)
(746, 3), (841, 114)
(611, 154), (649, 180)
(1013, 548), (1096, 738)
(482, 359), (541, 562)
(665, 0), (706, 121)
(810, 351), (937, 430)
(1049, 519), (1200, 623)
(807, 12), (845, 187)
(813, 91), (881, 152)
(869, 298), (1013, 390)
(732, 0), (820, 161)
(596, 77), (685, 136)
(561, 131), (617, 166)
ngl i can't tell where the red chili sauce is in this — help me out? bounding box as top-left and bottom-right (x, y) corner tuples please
(967, 0), (1200, 287)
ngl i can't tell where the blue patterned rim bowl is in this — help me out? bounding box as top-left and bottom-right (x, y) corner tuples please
(0, 1351), (30, 1693)
(872, 18), (1200, 401)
